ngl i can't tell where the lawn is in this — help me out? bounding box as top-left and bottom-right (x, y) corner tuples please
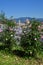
(0, 50), (43, 65)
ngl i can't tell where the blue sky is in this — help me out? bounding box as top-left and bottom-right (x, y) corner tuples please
(0, 0), (43, 18)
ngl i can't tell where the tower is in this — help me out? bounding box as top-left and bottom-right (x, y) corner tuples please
(19, 20), (21, 27)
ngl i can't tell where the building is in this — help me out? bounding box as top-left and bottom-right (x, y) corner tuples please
(0, 20), (7, 32)
(16, 20), (25, 28)
(25, 19), (30, 24)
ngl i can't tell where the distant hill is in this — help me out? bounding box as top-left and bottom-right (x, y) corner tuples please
(15, 17), (43, 23)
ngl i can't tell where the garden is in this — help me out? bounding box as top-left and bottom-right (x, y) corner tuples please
(0, 12), (43, 65)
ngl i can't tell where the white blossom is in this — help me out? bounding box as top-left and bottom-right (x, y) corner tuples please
(30, 51), (32, 54)
(11, 34), (13, 37)
(6, 38), (8, 40)
(34, 38), (37, 40)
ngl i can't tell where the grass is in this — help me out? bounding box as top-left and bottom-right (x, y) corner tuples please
(0, 50), (43, 65)
(0, 42), (43, 65)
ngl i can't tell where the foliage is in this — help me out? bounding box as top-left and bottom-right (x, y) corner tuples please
(20, 20), (41, 57)
(2, 30), (16, 51)
(0, 12), (16, 51)
(6, 19), (15, 28)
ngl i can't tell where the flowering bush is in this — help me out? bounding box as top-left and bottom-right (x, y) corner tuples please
(20, 20), (41, 57)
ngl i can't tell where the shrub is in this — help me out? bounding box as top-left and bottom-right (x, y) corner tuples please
(20, 20), (41, 57)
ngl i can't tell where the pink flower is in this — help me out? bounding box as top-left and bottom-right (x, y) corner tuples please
(0, 29), (3, 32)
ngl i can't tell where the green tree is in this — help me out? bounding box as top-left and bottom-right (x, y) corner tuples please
(0, 11), (7, 24)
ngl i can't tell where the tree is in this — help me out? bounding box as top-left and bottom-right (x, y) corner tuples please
(20, 20), (41, 57)
(0, 11), (7, 24)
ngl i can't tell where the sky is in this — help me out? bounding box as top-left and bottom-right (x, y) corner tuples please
(0, 0), (43, 18)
